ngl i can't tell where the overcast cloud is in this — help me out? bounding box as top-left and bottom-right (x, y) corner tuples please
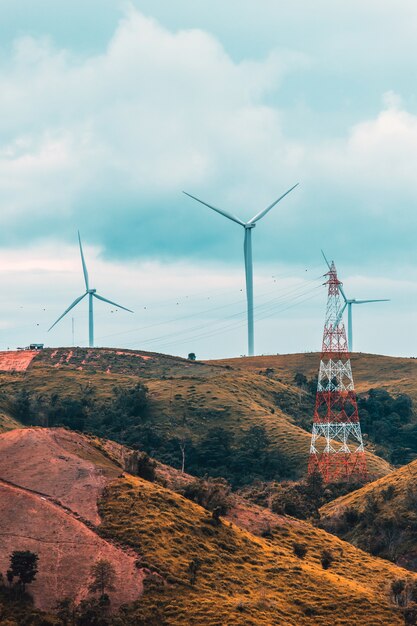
(0, 2), (416, 357)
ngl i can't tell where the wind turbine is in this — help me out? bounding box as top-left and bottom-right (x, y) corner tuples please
(183, 184), (299, 356)
(49, 232), (133, 347)
(321, 250), (389, 352)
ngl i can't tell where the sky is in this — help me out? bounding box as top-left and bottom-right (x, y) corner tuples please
(0, 0), (416, 359)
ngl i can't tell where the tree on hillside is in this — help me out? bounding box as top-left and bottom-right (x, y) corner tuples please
(294, 372), (307, 388)
(182, 476), (231, 514)
(89, 560), (116, 598)
(187, 558), (201, 585)
(188, 353), (196, 361)
(56, 597), (77, 626)
(7, 550), (38, 592)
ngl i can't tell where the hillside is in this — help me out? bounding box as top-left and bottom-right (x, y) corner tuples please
(0, 412), (20, 433)
(211, 352), (417, 402)
(210, 352), (417, 466)
(0, 426), (414, 625)
(0, 348), (391, 484)
(320, 459), (417, 571)
(0, 428), (144, 611)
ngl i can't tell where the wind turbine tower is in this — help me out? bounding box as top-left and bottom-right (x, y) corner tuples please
(183, 184), (299, 356)
(49, 232), (133, 347)
(321, 251), (389, 352)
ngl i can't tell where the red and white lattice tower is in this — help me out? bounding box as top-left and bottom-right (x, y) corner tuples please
(308, 261), (367, 483)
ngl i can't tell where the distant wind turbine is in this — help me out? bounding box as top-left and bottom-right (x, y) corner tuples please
(321, 250), (389, 352)
(48, 232), (133, 347)
(183, 184), (299, 356)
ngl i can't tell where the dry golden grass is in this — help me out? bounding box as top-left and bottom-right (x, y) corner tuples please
(320, 459), (417, 569)
(0, 348), (390, 480)
(98, 474), (414, 625)
(321, 458), (417, 515)
(210, 352), (417, 402)
(0, 412), (21, 433)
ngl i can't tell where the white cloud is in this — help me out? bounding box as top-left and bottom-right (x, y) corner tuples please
(0, 6), (312, 257)
(312, 96), (417, 194)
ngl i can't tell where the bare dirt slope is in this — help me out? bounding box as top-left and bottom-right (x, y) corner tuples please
(0, 350), (38, 372)
(0, 428), (144, 611)
(0, 481), (144, 611)
(0, 428), (121, 524)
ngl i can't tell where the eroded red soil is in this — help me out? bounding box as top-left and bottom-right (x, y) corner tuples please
(0, 428), (121, 524)
(0, 428), (145, 611)
(0, 481), (144, 610)
(0, 350), (38, 372)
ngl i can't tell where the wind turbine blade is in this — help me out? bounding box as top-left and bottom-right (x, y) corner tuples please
(333, 302), (347, 328)
(183, 191), (245, 226)
(338, 283), (348, 303)
(48, 293), (87, 332)
(321, 249), (332, 270)
(78, 231), (89, 291)
(353, 299), (390, 304)
(93, 293), (134, 313)
(247, 183), (299, 224)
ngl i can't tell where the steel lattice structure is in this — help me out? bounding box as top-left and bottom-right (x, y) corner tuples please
(308, 261), (367, 483)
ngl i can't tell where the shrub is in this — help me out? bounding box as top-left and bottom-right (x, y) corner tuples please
(187, 559), (201, 585)
(403, 606), (417, 626)
(7, 550), (39, 593)
(292, 543), (308, 559)
(126, 451), (156, 482)
(321, 549), (334, 569)
(182, 477), (231, 514)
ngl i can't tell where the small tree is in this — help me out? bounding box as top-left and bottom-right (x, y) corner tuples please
(293, 542), (308, 559)
(188, 353), (196, 361)
(89, 560), (116, 598)
(187, 558), (201, 585)
(321, 549), (334, 570)
(403, 606), (417, 626)
(294, 372), (307, 388)
(7, 550), (38, 592)
(182, 477), (231, 514)
(392, 579), (406, 605)
(136, 452), (156, 482)
(56, 597), (77, 626)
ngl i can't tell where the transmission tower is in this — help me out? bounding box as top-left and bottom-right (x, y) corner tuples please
(308, 261), (367, 483)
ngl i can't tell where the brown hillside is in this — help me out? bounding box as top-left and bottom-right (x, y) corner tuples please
(98, 474), (415, 625)
(0, 428), (144, 611)
(0, 412), (20, 433)
(320, 459), (417, 571)
(0, 428), (120, 523)
(0, 348), (391, 481)
(209, 352), (417, 402)
(0, 426), (414, 624)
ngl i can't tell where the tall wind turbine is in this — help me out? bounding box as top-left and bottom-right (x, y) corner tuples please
(321, 250), (389, 352)
(49, 232), (133, 347)
(183, 184), (299, 356)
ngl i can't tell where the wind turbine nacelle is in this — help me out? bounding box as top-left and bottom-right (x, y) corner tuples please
(88, 289), (97, 294)
(244, 223), (256, 230)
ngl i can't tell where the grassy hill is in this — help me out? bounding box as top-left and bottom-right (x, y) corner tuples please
(211, 352), (417, 466)
(0, 348), (391, 485)
(320, 459), (417, 571)
(0, 426), (413, 625)
(211, 352), (417, 402)
(0, 412), (21, 433)
(0, 428), (144, 612)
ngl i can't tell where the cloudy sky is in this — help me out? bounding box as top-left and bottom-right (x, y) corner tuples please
(0, 0), (416, 358)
